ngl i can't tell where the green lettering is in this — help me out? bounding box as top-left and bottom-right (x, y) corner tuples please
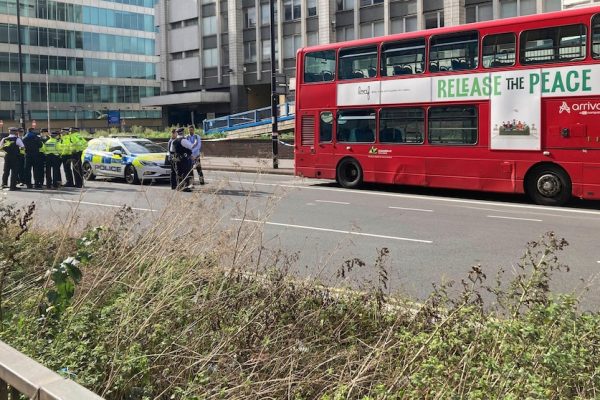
(583, 69), (592, 91)
(566, 70), (580, 92)
(458, 78), (469, 97)
(471, 77), (482, 97)
(438, 79), (447, 98)
(551, 72), (565, 92)
(493, 75), (502, 96)
(530, 73), (540, 94)
(541, 71), (550, 93)
(482, 76), (491, 96)
(448, 79), (455, 97)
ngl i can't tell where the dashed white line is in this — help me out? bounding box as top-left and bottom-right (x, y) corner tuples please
(50, 198), (156, 212)
(232, 218), (432, 244)
(487, 215), (542, 222)
(315, 200), (350, 205)
(389, 206), (434, 213)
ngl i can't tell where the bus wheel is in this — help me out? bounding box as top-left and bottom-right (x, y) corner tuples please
(526, 165), (571, 206)
(337, 158), (363, 189)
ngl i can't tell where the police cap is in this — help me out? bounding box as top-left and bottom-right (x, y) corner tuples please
(8, 127), (18, 133)
(50, 130), (60, 136)
(176, 127), (185, 134)
(40, 128), (48, 133)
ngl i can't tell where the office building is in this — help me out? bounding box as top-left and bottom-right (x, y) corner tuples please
(0, 0), (161, 131)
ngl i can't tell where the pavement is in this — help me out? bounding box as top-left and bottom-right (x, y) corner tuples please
(201, 156), (294, 175)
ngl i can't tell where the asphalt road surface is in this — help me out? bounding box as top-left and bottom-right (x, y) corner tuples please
(2, 163), (600, 309)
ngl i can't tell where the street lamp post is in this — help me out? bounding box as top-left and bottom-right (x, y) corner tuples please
(269, 0), (279, 169)
(15, 0), (26, 131)
(69, 105), (83, 129)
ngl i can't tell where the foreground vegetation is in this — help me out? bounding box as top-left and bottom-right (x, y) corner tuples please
(0, 200), (598, 399)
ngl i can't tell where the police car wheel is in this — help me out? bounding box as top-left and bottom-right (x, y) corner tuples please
(82, 162), (96, 181)
(125, 165), (140, 185)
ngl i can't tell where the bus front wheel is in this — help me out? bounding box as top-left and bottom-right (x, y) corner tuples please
(526, 165), (571, 206)
(337, 158), (363, 189)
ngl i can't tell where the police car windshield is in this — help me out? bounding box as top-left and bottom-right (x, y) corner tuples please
(122, 140), (165, 154)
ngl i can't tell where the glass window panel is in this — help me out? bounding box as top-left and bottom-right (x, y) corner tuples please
(500, 0), (517, 18)
(428, 106), (478, 145)
(379, 108), (424, 144)
(338, 45), (377, 80)
(381, 38), (425, 76)
(520, 24), (587, 65)
(483, 33), (516, 68)
(320, 111), (333, 142)
(594, 14), (600, 59)
(337, 109), (376, 143)
(430, 31), (478, 72)
(304, 50), (335, 82)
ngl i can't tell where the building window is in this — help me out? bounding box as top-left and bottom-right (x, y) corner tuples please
(466, 2), (493, 23)
(391, 15), (417, 34)
(482, 33), (516, 68)
(203, 48), (218, 67)
(202, 16), (217, 36)
(425, 10), (444, 29)
(304, 50), (336, 82)
(184, 18), (198, 27)
(244, 41), (256, 62)
(360, 0), (383, 6)
(245, 7), (256, 28)
(261, 3), (278, 25)
(544, 0), (562, 12)
(428, 106), (478, 145)
(284, 35), (302, 59)
(379, 108), (424, 144)
(284, 0), (301, 21)
(381, 38), (426, 76)
(430, 31), (478, 72)
(337, 110), (376, 143)
(338, 45), (378, 80)
(308, 0), (317, 16)
(336, 26), (355, 42)
(336, 0), (354, 11)
(360, 21), (384, 39)
(261, 39), (279, 60)
(520, 24), (587, 65)
(307, 31), (318, 46)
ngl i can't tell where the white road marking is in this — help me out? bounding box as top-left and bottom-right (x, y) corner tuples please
(50, 198), (156, 212)
(231, 218), (432, 244)
(487, 215), (542, 222)
(389, 206), (433, 213)
(315, 200), (350, 205)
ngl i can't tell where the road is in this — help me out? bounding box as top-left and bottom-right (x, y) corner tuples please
(2, 166), (600, 309)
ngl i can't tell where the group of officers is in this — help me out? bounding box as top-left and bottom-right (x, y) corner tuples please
(168, 125), (205, 192)
(0, 126), (86, 191)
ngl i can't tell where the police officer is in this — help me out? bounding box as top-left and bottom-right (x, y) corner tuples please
(0, 127), (25, 191)
(169, 127), (193, 192)
(59, 127), (74, 187)
(22, 126), (44, 189)
(41, 131), (62, 189)
(69, 128), (86, 188)
(186, 125), (205, 185)
(16, 128), (26, 186)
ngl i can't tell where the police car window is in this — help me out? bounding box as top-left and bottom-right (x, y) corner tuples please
(122, 140), (165, 154)
(108, 144), (125, 153)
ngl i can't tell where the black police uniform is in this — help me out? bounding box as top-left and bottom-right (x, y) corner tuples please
(1, 136), (22, 190)
(170, 134), (192, 191)
(23, 129), (44, 189)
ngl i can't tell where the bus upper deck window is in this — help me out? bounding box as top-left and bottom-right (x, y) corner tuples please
(483, 33), (516, 68)
(381, 38), (426, 77)
(593, 14), (600, 59)
(304, 51), (336, 83)
(429, 31), (479, 73)
(520, 24), (586, 65)
(338, 46), (378, 80)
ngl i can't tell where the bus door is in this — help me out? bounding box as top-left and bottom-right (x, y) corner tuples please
(315, 111), (336, 179)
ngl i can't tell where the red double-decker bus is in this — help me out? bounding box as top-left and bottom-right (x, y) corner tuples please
(294, 6), (600, 206)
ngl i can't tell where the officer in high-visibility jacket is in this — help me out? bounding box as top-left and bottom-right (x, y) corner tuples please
(41, 131), (62, 189)
(0, 127), (25, 191)
(69, 128), (86, 188)
(59, 128), (74, 187)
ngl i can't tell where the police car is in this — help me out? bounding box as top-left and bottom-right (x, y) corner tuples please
(82, 137), (170, 184)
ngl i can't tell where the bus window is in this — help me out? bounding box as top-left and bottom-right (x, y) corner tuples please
(482, 33), (516, 68)
(337, 110), (376, 143)
(520, 24), (586, 65)
(428, 106), (478, 145)
(304, 51), (336, 83)
(429, 31), (478, 72)
(320, 112), (333, 142)
(379, 108), (424, 144)
(338, 46), (378, 80)
(593, 14), (600, 59)
(381, 38), (426, 76)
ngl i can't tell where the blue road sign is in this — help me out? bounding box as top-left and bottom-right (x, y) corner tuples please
(107, 110), (121, 125)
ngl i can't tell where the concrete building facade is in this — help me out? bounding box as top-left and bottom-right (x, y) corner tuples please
(146, 0), (594, 126)
(0, 0), (161, 131)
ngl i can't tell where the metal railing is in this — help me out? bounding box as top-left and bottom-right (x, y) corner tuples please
(203, 102), (295, 134)
(0, 340), (104, 400)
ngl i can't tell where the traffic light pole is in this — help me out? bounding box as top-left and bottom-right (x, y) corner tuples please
(269, 0), (278, 169)
(15, 0), (26, 131)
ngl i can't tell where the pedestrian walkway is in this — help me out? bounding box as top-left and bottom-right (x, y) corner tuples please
(201, 156), (294, 175)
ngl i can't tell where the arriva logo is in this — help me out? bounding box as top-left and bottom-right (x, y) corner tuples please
(560, 101), (600, 115)
(559, 101), (571, 114)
